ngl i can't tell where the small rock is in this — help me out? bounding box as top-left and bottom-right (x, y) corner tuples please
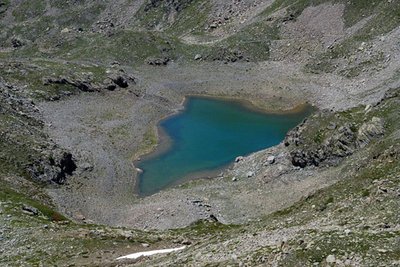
(235, 156), (244, 163)
(326, 254), (336, 264)
(266, 156), (275, 164)
(181, 239), (192, 245)
(141, 243), (150, 248)
(80, 162), (93, 172)
(147, 57), (170, 66)
(327, 122), (337, 130)
(22, 204), (39, 216)
(194, 54), (202, 60)
(246, 171), (255, 178)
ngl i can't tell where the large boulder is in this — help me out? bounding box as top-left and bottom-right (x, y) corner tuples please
(28, 152), (77, 185)
(106, 69), (136, 89)
(357, 117), (384, 147)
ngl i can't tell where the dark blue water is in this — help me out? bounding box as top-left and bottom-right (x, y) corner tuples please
(137, 97), (312, 196)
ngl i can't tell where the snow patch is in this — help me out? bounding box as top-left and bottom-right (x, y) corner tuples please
(116, 246), (187, 260)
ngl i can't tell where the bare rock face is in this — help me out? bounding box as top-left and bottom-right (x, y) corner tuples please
(43, 76), (101, 92)
(290, 123), (357, 168)
(28, 152), (77, 185)
(357, 117), (384, 147)
(42, 68), (137, 96)
(106, 69), (136, 89)
(288, 116), (384, 168)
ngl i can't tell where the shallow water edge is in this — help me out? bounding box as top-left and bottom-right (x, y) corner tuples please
(133, 95), (315, 197)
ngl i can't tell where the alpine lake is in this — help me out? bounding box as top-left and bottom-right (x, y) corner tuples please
(136, 97), (313, 196)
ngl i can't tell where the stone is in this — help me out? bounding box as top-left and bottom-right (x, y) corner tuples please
(106, 69), (136, 89)
(11, 37), (24, 48)
(327, 122), (337, 130)
(22, 204), (39, 216)
(266, 156), (275, 164)
(181, 239), (192, 245)
(326, 254), (336, 264)
(141, 243), (150, 248)
(246, 171), (255, 178)
(103, 79), (117, 91)
(194, 54), (202, 60)
(357, 117), (384, 147)
(61, 28), (70, 34)
(80, 162), (93, 172)
(235, 156), (244, 163)
(147, 57), (170, 66)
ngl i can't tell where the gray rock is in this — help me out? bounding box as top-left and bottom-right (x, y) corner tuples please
(194, 54), (202, 60)
(147, 57), (170, 66)
(246, 171), (255, 178)
(326, 254), (336, 264)
(22, 204), (39, 216)
(105, 68), (136, 90)
(235, 156), (244, 163)
(357, 117), (384, 147)
(266, 156), (276, 164)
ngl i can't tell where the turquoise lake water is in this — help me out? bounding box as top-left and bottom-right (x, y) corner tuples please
(137, 97), (312, 196)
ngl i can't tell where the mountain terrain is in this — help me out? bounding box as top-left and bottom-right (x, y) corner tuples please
(0, 0), (400, 266)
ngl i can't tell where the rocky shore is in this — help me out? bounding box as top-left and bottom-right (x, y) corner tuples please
(34, 61), (398, 230)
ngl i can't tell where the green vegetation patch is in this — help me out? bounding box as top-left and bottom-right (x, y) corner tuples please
(135, 0), (211, 36)
(12, 0), (46, 22)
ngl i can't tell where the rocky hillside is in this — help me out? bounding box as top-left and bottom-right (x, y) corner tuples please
(0, 0), (399, 266)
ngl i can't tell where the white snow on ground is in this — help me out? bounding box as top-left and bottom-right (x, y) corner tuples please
(116, 246), (187, 260)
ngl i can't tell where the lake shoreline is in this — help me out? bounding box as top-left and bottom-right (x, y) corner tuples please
(39, 60), (376, 230)
(134, 96), (314, 197)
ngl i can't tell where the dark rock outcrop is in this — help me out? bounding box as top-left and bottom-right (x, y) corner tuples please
(106, 69), (136, 89)
(146, 57), (170, 66)
(11, 37), (24, 48)
(28, 152), (77, 185)
(43, 76), (100, 92)
(43, 69), (136, 95)
(54, 152), (77, 184)
(288, 118), (384, 168)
